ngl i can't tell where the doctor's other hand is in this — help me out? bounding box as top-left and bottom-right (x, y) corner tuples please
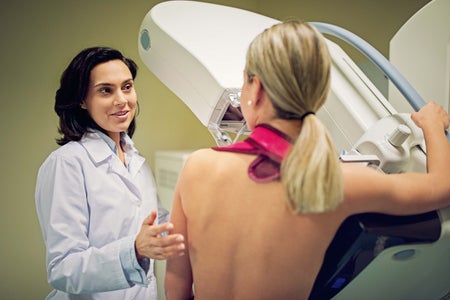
(411, 101), (450, 131)
(135, 211), (186, 260)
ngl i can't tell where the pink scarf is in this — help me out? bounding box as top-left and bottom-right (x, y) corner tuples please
(212, 124), (293, 182)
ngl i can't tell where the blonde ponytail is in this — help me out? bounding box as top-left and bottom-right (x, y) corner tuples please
(246, 20), (344, 213)
(281, 116), (343, 213)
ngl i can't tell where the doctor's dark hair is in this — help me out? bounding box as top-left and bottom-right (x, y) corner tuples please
(245, 20), (343, 213)
(54, 46), (138, 145)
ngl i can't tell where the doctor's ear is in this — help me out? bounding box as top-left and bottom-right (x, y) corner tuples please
(80, 102), (87, 109)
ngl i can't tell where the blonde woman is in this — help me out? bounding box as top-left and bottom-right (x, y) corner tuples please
(165, 21), (450, 300)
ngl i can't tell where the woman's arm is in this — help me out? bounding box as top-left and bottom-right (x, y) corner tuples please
(165, 166), (194, 300)
(342, 101), (450, 216)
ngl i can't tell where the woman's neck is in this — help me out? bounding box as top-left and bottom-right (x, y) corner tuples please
(107, 132), (126, 164)
(264, 119), (303, 140)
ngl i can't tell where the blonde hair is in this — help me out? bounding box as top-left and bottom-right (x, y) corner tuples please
(245, 20), (343, 213)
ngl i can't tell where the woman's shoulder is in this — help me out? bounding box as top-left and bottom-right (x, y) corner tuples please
(37, 142), (86, 176)
(49, 141), (85, 158)
(40, 140), (94, 170)
(184, 148), (217, 168)
(48, 132), (111, 160)
(183, 147), (252, 178)
(187, 147), (246, 164)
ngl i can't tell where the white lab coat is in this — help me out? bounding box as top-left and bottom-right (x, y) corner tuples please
(35, 131), (162, 300)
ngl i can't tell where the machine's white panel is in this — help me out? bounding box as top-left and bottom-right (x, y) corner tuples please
(389, 0), (450, 113)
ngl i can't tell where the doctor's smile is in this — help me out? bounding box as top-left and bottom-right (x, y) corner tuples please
(111, 110), (130, 119)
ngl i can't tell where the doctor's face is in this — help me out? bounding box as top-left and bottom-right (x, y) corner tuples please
(82, 59), (137, 140)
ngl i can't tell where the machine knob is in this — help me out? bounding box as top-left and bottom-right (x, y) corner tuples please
(388, 124), (411, 147)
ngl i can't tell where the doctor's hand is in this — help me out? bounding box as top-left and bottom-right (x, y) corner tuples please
(135, 211), (186, 260)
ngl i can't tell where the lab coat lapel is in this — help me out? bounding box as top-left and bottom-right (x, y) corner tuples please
(121, 134), (146, 179)
(107, 159), (143, 202)
(81, 132), (143, 202)
(128, 151), (146, 178)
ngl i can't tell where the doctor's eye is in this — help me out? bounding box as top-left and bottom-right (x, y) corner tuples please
(122, 81), (134, 92)
(98, 87), (112, 95)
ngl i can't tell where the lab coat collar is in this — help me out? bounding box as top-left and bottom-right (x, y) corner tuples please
(81, 131), (145, 178)
(81, 131), (116, 165)
(80, 131), (146, 203)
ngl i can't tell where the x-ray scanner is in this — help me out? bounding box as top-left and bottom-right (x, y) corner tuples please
(138, 1), (278, 146)
(139, 1), (450, 299)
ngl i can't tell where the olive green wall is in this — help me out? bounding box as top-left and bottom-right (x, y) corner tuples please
(0, 0), (429, 298)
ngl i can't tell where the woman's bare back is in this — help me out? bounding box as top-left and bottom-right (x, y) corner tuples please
(177, 149), (347, 300)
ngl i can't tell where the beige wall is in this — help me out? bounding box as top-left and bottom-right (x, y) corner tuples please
(0, 0), (429, 298)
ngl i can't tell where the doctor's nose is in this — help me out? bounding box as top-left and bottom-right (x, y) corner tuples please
(114, 92), (127, 106)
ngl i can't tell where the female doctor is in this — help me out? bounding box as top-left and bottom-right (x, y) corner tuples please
(35, 46), (185, 299)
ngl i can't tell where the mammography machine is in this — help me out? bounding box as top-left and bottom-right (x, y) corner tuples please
(138, 1), (449, 299)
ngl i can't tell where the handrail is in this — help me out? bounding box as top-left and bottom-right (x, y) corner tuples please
(310, 22), (449, 141)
